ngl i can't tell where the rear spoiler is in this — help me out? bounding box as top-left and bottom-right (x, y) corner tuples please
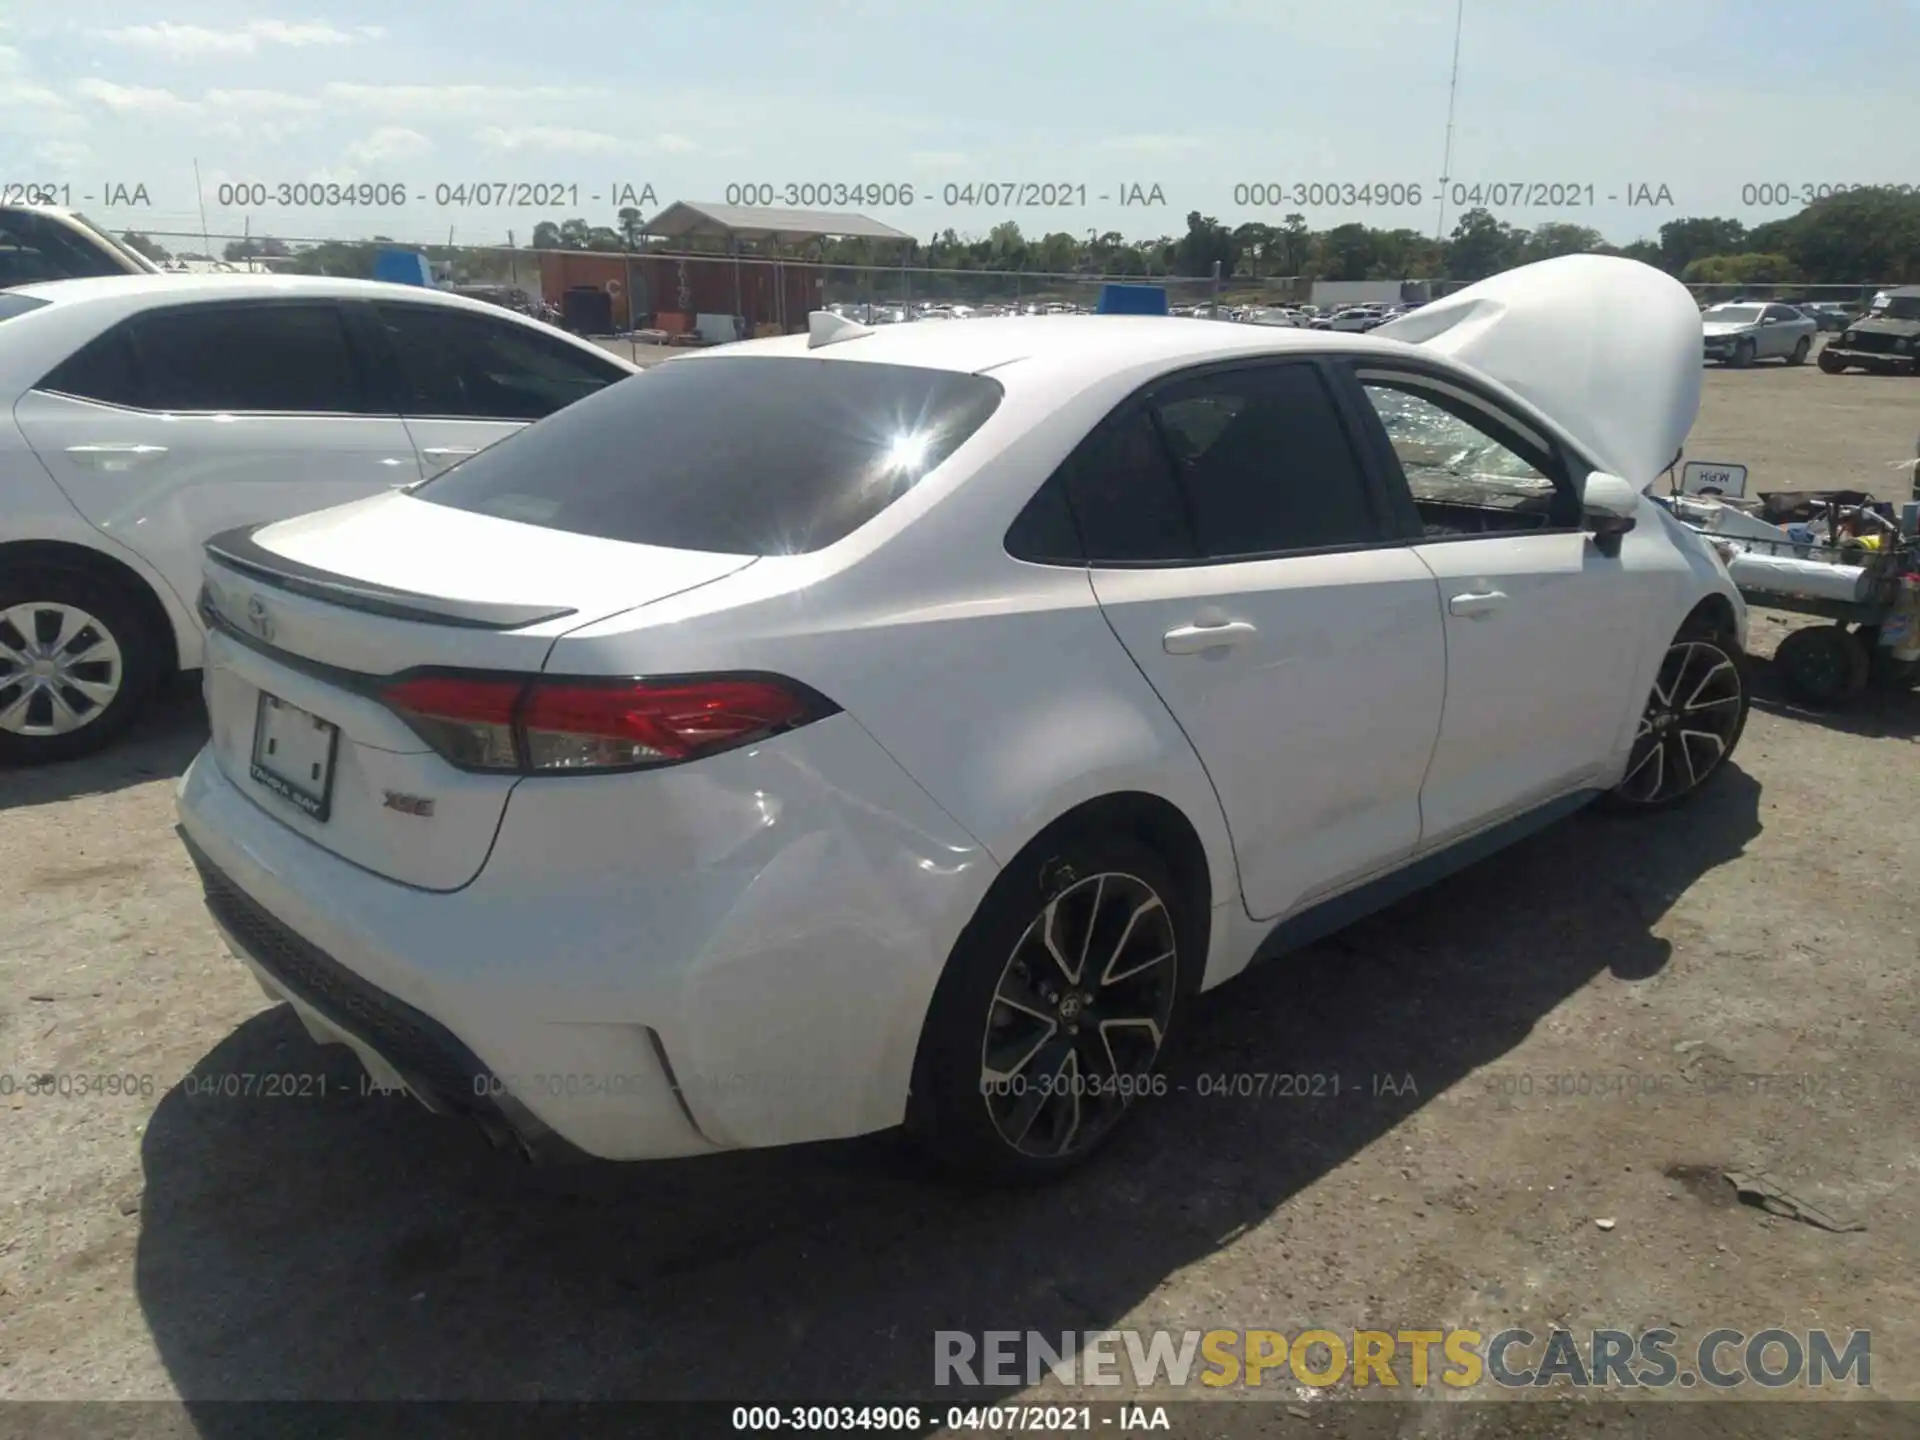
(204, 525), (578, 631)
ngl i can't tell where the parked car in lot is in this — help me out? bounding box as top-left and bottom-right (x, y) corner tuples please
(174, 254), (1748, 1182)
(0, 275), (637, 762)
(1, 203), (162, 288)
(1818, 285), (1920, 374)
(1795, 302), (1851, 333)
(1700, 301), (1816, 367)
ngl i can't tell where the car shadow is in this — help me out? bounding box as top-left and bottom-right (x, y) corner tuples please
(134, 769), (1761, 1421)
(0, 674), (207, 812)
(1747, 653), (1920, 742)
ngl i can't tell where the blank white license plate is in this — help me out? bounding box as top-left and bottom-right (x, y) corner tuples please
(250, 692), (339, 822)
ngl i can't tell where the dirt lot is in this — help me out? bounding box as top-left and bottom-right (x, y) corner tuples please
(1, 355), (1917, 1429)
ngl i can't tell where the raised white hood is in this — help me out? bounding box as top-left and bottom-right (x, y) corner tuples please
(1375, 255), (1702, 489)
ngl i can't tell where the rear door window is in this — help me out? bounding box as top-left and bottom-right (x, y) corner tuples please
(414, 355), (1004, 554)
(371, 303), (628, 421)
(131, 303), (374, 414)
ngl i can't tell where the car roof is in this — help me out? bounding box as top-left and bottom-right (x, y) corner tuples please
(8, 272), (516, 310)
(676, 313), (1421, 376)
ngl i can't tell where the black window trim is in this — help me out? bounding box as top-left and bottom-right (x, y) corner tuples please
(1005, 353), (1413, 571)
(353, 297), (629, 423)
(1331, 356), (1594, 544)
(34, 297), (395, 419)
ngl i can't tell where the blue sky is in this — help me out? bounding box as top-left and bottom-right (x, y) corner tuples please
(3, 0), (1917, 250)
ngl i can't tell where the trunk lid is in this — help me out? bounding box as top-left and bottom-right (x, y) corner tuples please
(198, 491), (755, 890)
(1374, 254), (1702, 489)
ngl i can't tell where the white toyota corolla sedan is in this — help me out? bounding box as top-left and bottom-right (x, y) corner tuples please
(176, 255), (1749, 1181)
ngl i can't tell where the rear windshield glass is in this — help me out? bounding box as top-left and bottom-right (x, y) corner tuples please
(0, 294), (50, 321)
(414, 355), (1005, 554)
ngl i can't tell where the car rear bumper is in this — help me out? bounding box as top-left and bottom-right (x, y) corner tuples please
(174, 714), (998, 1161)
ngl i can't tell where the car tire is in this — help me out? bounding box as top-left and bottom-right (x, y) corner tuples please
(1598, 617), (1749, 812)
(1730, 338), (1755, 368)
(907, 831), (1197, 1184)
(0, 566), (164, 765)
(1787, 336), (1811, 366)
(1818, 348), (1847, 374)
(1773, 623), (1871, 707)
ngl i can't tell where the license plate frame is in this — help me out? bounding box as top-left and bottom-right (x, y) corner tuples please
(249, 692), (340, 823)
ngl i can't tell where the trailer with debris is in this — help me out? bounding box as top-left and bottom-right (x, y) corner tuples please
(1660, 487), (1920, 705)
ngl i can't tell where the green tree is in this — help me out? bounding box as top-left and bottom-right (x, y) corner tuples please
(1522, 223), (1606, 263)
(120, 231), (169, 262)
(1681, 253), (1800, 285)
(617, 207), (645, 247)
(1657, 217), (1747, 276)
(1776, 187), (1920, 284)
(530, 220), (563, 250)
(1174, 211), (1238, 278)
(1445, 208), (1526, 281)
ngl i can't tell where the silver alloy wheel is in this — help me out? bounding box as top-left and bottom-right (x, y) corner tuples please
(0, 601), (125, 737)
(980, 871), (1179, 1159)
(1617, 639), (1743, 804)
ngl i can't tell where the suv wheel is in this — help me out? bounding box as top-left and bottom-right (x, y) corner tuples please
(908, 833), (1194, 1183)
(0, 567), (163, 764)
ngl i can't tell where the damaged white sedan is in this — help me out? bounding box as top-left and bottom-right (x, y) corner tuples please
(177, 254), (1749, 1182)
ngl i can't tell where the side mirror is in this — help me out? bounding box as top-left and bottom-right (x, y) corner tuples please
(1582, 471), (1639, 558)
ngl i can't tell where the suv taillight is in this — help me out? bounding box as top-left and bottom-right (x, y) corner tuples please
(379, 673), (835, 773)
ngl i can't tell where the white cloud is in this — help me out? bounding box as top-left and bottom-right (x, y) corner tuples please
(204, 88), (322, 113)
(323, 82), (600, 116)
(910, 151), (971, 171)
(1093, 133), (1203, 157)
(654, 133), (698, 154)
(74, 78), (195, 113)
(477, 125), (627, 155)
(97, 20), (369, 59)
(345, 126), (433, 164)
(36, 139), (93, 168)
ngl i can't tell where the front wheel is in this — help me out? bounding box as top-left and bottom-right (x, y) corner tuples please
(1601, 623), (1749, 811)
(908, 833), (1194, 1183)
(1730, 338), (1756, 368)
(1818, 348), (1846, 373)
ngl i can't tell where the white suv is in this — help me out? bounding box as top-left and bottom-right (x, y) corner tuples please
(0, 275), (636, 762)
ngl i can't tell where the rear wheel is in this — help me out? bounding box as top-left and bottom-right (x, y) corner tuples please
(1602, 620), (1748, 811)
(1787, 336), (1811, 366)
(1773, 623), (1870, 706)
(908, 833), (1194, 1183)
(0, 568), (163, 764)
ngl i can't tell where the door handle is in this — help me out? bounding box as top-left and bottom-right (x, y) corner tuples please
(1163, 620), (1257, 654)
(1448, 589), (1508, 618)
(63, 443), (167, 470)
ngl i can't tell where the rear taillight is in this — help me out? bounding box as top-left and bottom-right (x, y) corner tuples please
(377, 673), (833, 773)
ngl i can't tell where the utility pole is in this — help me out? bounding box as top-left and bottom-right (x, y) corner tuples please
(1434, 0), (1466, 242)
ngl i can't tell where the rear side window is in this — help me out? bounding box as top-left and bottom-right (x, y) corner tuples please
(1149, 364), (1380, 557)
(0, 294), (49, 322)
(372, 303), (626, 421)
(414, 355), (1004, 554)
(132, 304), (371, 413)
(38, 326), (142, 406)
(1060, 408), (1196, 563)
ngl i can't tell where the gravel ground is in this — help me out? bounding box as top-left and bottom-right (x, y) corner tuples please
(1, 354), (1916, 1427)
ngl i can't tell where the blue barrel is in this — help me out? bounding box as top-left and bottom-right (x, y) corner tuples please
(372, 249), (433, 286)
(1096, 283), (1169, 315)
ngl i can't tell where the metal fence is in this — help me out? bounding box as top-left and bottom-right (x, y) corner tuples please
(131, 230), (1903, 334)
